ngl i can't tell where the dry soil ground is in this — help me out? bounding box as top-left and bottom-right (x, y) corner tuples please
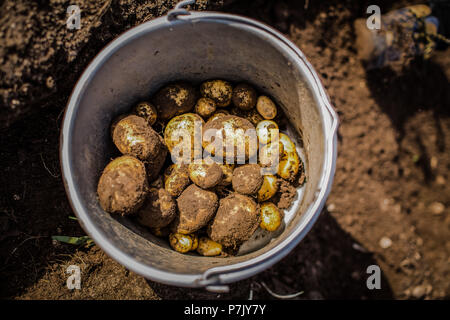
(0, 0), (448, 299)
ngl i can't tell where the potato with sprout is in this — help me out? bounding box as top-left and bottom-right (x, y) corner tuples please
(256, 120), (279, 145)
(152, 82), (197, 121)
(232, 83), (257, 110)
(231, 164), (263, 195)
(256, 96), (277, 120)
(278, 133), (300, 181)
(164, 113), (204, 162)
(257, 175), (278, 202)
(136, 188), (176, 229)
(188, 160), (223, 189)
(164, 164), (190, 197)
(97, 155), (148, 215)
(195, 97), (216, 118)
(197, 237), (223, 256)
(200, 80), (233, 107)
(133, 101), (158, 125)
(259, 202), (283, 232)
(208, 193), (260, 248)
(172, 184), (218, 234)
(203, 115), (257, 161)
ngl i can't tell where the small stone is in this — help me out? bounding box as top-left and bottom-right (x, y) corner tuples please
(13, 194), (20, 201)
(429, 202), (445, 215)
(379, 236), (392, 249)
(430, 157), (438, 169)
(411, 285), (426, 299)
(436, 175), (445, 185)
(327, 203), (336, 212)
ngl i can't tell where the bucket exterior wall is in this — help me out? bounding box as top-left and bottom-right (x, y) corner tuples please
(60, 11), (338, 290)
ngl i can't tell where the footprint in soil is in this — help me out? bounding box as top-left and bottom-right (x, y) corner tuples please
(148, 211), (394, 299)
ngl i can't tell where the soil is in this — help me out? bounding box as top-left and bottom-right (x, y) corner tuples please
(0, 0), (449, 300)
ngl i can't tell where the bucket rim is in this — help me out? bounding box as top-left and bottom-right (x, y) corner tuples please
(60, 10), (339, 289)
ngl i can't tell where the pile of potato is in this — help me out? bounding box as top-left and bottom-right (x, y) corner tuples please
(97, 80), (305, 256)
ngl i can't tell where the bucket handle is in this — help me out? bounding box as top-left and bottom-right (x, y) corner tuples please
(167, 0), (196, 21)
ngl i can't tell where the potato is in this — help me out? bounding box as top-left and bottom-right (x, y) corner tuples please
(246, 109), (264, 126)
(218, 163), (235, 186)
(232, 83), (257, 110)
(196, 237), (222, 256)
(195, 97), (216, 118)
(200, 80), (233, 108)
(188, 160), (223, 189)
(136, 188), (176, 229)
(190, 233), (199, 251)
(112, 115), (167, 162)
(259, 202), (283, 232)
(203, 115), (257, 161)
(169, 233), (194, 253)
(208, 109), (230, 122)
(150, 226), (170, 238)
(164, 164), (190, 197)
(208, 193), (260, 248)
(133, 101), (158, 126)
(164, 113), (204, 162)
(256, 120), (279, 145)
(256, 96), (277, 120)
(258, 140), (284, 169)
(200, 80), (233, 107)
(231, 164), (263, 195)
(278, 133), (300, 181)
(97, 155), (148, 215)
(110, 114), (128, 139)
(257, 174), (278, 202)
(172, 184), (218, 234)
(152, 82), (197, 121)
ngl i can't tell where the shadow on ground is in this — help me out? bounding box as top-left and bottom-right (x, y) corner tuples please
(149, 210), (394, 299)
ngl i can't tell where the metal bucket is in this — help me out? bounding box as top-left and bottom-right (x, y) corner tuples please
(60, 1), (338, 292)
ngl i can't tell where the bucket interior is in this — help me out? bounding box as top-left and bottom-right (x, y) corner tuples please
(67, 16), (326, 277)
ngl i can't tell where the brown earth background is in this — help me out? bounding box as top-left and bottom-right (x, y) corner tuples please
(0, 0), (448, 299)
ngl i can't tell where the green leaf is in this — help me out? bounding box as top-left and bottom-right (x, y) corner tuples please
(68, 216), (78, 221)
(52, 235), (91, 246)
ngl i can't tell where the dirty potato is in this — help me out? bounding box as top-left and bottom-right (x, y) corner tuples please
(257, 174), (278, 202)
(218, 163), (235, 186)
(259, 202), (283, 232)
(232, 83), (257, 110)
(164, 113), (204, 161)
(231, 164), (263, 195)
(188, 160), (223, 189)
(200, 80), (233, 107)
(97, 155), (148, 215)
(278, 133), (300, 181)
(169, 233), (194, 253)
(136, 188), (176, 229)
(152, 82), (197, 121)
(112, 115), (167, 162)
(195, 97), (216, 118)
(172, 184), (218, 234)
(208, 109), (230, 122)
(196, 237), (223, 256)
(133, 101), (158, 126)
(256, 96), (277, 120)
(208, 193), (260, 248)
(203, 115), (257, 161)
(256, 120), (279, 145)
(164, 164), (190, 197)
